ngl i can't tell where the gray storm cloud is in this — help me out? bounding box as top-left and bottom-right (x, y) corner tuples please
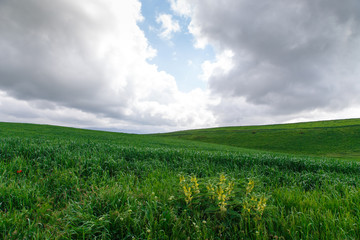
(0, 0), (132, 116)
(0, 0), (216, 131)
(176, 0), (360, 119)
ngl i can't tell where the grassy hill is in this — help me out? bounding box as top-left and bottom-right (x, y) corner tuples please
(157, 118), (360, 159)
(1, 121), (360, 239)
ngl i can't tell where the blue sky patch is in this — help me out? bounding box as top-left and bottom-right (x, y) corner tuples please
(139, 0), (215, 92)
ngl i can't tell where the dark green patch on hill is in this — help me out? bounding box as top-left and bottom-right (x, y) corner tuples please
(157, 119), (360, 159)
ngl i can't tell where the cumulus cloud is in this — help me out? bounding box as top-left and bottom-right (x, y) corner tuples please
(169, 0), (191, 16)
(200, 50), (234, 82)
(0, 0), (216, 132)
(172, 0), (360, 125)
(2, 0), (359, 133)
(156, 13), (181, 40)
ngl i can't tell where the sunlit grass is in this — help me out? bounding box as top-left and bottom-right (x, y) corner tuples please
(157, 118), (360, 159)
(1, 122), (360, 239)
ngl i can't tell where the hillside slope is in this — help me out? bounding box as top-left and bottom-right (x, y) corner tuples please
(0, 122), (255, 154)
(2, 121), (360, 239)
(156, 118), (360, 159)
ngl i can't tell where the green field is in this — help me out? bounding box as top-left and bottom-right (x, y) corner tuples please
(1, 120), (360, 239)
(157, 118), (360, 160)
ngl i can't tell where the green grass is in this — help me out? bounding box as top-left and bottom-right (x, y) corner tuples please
(156, 118), (360, 159)
(1, 121), (360, 239)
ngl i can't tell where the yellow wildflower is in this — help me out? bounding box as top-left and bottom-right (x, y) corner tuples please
(207, 183), (215, 200)
(179, 175), (185, 184)
(257, 196), (267, 215)
(183, 185), (193, 204)
(219, 204), (227, 212)
(219, 174), (226, 183)
(246, 180), (255, 195)
(190, 176), (200, 194)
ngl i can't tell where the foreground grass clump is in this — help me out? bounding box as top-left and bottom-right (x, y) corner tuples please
(1, 122), (360, 239)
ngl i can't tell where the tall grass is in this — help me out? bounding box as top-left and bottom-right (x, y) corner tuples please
(1, 123), (360, 239)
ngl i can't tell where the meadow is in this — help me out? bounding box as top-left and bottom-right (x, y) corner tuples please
(1, 120), (360, 239)
(157, 118), (360, 159)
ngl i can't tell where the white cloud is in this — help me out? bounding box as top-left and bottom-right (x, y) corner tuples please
(0, 0), (216, 132)
(169, 0), (192, 16)
(172, 0), (360, 126)
(156, 13), (181, 40)
(200, 49), (234, 82)
(3, 0), (359, 133)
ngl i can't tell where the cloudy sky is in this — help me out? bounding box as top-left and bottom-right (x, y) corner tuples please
(1, 0), (360, 133)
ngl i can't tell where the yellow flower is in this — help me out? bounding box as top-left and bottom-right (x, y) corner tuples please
(243, 202), (251, 213)
(190, 176), (197, 182)
(190, 176), (200, 194)
(183, 185), (193, 204)
(219, 174), (226, 183)
(216, 185), (224, 196)
(246, 180), (255, 195)
(219, 204), (227, 212)
(207, 183), (216, 199)
(226, 182), (234, 195)
(179, 175), (185, 184)
(257, 196), (267, 215)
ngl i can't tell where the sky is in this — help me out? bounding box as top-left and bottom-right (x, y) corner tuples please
(0, 0), (360, 133)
